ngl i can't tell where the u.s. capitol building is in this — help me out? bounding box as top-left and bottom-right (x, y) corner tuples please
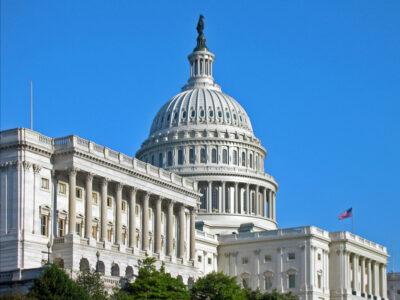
(0, 18), (389, 300)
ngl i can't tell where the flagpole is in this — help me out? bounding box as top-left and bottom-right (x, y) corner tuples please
(352, 206), (354, 233)
(30, 79), (33, 130)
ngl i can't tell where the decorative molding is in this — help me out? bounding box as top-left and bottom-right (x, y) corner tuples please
(23, 161), (32, 170)
(33, 164), (42, 174)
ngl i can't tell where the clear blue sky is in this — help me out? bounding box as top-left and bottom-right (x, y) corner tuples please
(2, 1), (400, 270)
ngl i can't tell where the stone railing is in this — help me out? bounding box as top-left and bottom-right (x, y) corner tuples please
(195, 230), (218, 241)
(0, 128), (197, 193)
(329, 231), (387, 253)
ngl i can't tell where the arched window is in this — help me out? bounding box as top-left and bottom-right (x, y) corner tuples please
(201, 148), (206, 163)
(212, 186), (218, 210)
(256, 155), (259, 171)
(111, 264), (120, 277)
(167, 151), (173, 167)
(189, 147), (195, 164)
(212, 149), (217, 163)
(200, 110), (205, 117)
(222, 149), (228, 164)
(242, 152), (246, 167)
(125, 266), (134, 279)
(200, 187), (206, 210)
(191, 110), (196, 118)
(264, 272), (274, 290)
(209, 110), (214, 117)
(79, 258), (90, 272)
(178, 149), (184, 165)
(159, 153), (163, 168)
(233, 150), (237, 165)
(249, 153), (253, 168)
(218, 111), (222, 118)
(151, 155), (155, 166)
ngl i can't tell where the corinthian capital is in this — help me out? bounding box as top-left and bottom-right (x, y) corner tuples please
(32, 164), (42, 174)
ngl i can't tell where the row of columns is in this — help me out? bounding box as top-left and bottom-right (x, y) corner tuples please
(191, 58), (212, 77)
(199, 181), (276, 220)
(350, 253), (387, 298)
(66, 168), (196, 260)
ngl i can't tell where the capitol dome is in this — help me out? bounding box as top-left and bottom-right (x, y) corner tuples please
(137, 17), (278, 234)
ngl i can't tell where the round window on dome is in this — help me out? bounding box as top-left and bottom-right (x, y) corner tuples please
(209, 110), (214, 117)
(191, 110), (196, 117)
(218, 111), (222, 118)
(182, 111), (187, 118)
(239, 116), (242, 121)
(226, 112), (230, 118)
(200, 110), (205, 117)
(233, 114), (237, 120)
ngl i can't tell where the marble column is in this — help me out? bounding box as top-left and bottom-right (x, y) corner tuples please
(190, 208), (196, 260)
(246, 183), (250, 214)
(115, 183), (123, 245)
(155, 196), (162, 254)
(100, 178), (109, 242)
(142, 192), (149, 251)
(272, 192), (276, 220)
(352, 254), (358, 292)
(268, 189), (272, 218)
(255, 185), (259, 215)
(221, 182), (226, 213)
(373, 261), (379, 297)
(361, 257), (365, 294)
(234, 182), (239, 214)
(84, 173), (94, 239)
(379, 264), (384, 297)
(179, 205), (185, 259)
(208, 181), (212, 213)
(68, 168), (77, 234)
(129, 187), (137, 248)
(262, 188), (267, 217)
(167, 200), (174, 256)
(367, 259), (372, 296)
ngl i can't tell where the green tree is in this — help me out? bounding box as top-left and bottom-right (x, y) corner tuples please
(244, 288), (297, 300)
(190, 272), (246, 300)
(28, 264), (90, 300)
(117, 256), (189, 299)
(76, 268), (108, 300)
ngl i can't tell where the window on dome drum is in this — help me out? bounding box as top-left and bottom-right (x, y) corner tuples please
(178, 149), (184, 165)
(218, 111), (222, 118)
(151, 155), (155, 165)
(233, 150), (238, 165)
(41, 215), (48, 236)
(200, 59), (203, 75)
(191, 110), (196, 117)
(222, 149), (228, 164)
(58, 219), (65, 237)
(209, 110), (214, 117)
(200, 110), (205, 117)
(212, 187), (218, 211)
(159, 153), (163, 168)
(256, 155), (259, 171)
(41, 178), (49, 190)
(200, 148), (206, 163)
(167, 151), (173, 166)
(212, 149), (217, 163)
(288, 274), (296, 288)
(189, 148), (195, 164)
(242, 152), (246, 167)
(249, 153), (253, 168)
(200, 188), (206, 210)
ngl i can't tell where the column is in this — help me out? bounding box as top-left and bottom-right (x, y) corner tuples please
(115, 183), (123, 245)
(190, 208), (196, 261)
(272, 191), (276, 220)
(381, 264), (387, 299)
(155, 196), (162, 254)
(179, 205), (185, 259)
(379, 264), (384, 298)
(68, 168), (77, 234)
(268, 190), (272, 218)
(129, 187), (137, 248)
(208, 181), (212, 213)
(255, 185), (259, 215)
(167, 200), (174, 256)
(262, 188), (267, 217)
(221, 182), (226, 213)
(352, 254), (357, 292)
(361, 257), (366, 295)
(246, 184), (250, 214)
(234, 182), (239, 214)
(100, 178), (108, 242)
(142, 192), (149, 251)
(373, 261), (379, 297)
(84, 173), (94, 239)
(367, 259), (372, 296)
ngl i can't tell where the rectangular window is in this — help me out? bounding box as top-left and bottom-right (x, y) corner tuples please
(264, 255), (272, 262)
(107, 197), (112, 208)
(58, 219), (65, 237)
(318, 275), (322, 289)
(92, 192), (98, 205)
(288, 274), (296, 288)
(149, 208), (152, 219)
(135, 205), (139, 216)
(107, 229), (112, 242)
(265, 276), (273, 290)
(58, 182), (67, 195)
(92, 226), (97, 239)
(208, 257), (212, 265)
(189, 147), (195, 164)
(122, 231), (126, 244)
(222, 149), (228, 164)
(178, 149), (184, 165)
(167, 151), (173, 166)
(122, 201), (126, 212)
(198, 256), (202, 262)
(41, 178), (49, 190)
(242, 257), (249, 264)
(233, 150), (237, 165)
(200, 148), (206, 163)
(288, 253), (295, 260)
(41, 215), (48, 236)
(318, 253), (321, 260)
(76, 187), (83, 200)
(212, 149), (217, 163)
(76, 223), (82, 236)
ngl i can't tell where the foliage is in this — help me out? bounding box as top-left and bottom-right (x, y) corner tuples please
(190, 272), (246, 300)
(117, 256), (189, 299)
(0, 289), (37, 300)
(244, 288), (297, 300)
(76, 268), (108, 300)
(28, 264), (90, 300)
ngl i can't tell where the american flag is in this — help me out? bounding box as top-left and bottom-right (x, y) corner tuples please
(338, 207), (353, 220)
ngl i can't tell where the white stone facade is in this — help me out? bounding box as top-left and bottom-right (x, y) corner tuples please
(0, 18), (390, 300)
(387, 273), (400, 300)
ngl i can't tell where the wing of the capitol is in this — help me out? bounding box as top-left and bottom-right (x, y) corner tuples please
(0, 18), (391, 300)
